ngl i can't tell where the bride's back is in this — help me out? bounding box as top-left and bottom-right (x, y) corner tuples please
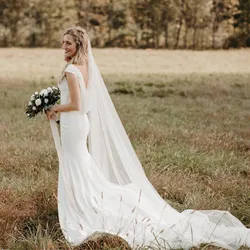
(74, 64), (88, 89)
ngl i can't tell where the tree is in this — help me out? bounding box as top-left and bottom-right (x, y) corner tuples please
(233, 0), (250, 46)
(161, 0), (173, 48)
(1, 0), (29, 46)
(23, 0), (76, 47)
(211, 0), (235, 48)
(0, 0), (247, 48)
(129, 0), (174, 48)
(105, 0), (127, 46)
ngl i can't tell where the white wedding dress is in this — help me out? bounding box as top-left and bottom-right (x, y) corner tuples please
(49, 59), (250, 249)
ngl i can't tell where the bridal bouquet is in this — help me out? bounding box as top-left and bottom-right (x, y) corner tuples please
(25, 86), (60, 124)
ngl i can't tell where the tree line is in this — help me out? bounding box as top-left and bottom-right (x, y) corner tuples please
(1, 0), (250, 49)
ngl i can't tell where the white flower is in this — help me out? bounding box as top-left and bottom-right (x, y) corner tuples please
(47, 87), (53, 93)
(44, 98), (49, 104)
(27, 113), (30, 117)
(30, 94), (35, 101)
(34, 92), (38, 95)
(40, 89), (48, 97)
(35, 98), (42, 106)
(52, 86), (57, 90)
(32, 106), (37, 110)
(29, 101), (32, 106)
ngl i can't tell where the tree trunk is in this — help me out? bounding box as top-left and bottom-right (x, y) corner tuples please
(183, 23), (188, 49)
(164, 23), (169, 48)
(211, 0), (218, 49)
(162, 7), (169, 48)
(212, 18), (218, 49)
(154, 19), (161, 49)
(174, 17), (183, 49)
(247, 2), (250, 36)
(107, 0), (114, 45)
(193, 26), (197, 49)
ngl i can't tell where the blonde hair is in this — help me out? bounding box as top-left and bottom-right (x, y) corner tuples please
(59, 26), (89, 83)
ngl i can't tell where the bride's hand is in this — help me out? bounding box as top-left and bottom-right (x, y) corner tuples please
(46, 107), (56, 120)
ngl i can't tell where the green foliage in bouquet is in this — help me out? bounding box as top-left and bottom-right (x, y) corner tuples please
(25, 86), (60, 119)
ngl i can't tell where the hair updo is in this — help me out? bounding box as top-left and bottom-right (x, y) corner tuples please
(63, 26), (89, 65)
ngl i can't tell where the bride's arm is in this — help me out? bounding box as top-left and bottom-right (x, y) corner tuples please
(52, 72), (81, 113)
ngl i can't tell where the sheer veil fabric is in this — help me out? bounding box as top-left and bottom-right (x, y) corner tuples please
(49, 38), (250, 249)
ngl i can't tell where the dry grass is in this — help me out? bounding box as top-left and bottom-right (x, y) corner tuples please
(1, 48), (250, 83)
(1, 48), (250, 249)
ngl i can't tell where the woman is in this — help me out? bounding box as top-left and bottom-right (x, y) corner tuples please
(46, 27), (250, 249)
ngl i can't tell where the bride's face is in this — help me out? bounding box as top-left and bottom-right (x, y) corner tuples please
(62, 34), (77, 61)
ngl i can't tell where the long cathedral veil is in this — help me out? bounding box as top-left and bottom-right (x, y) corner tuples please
(86, 38), (175, 209)
(87, 39), (153, 186)
(84, 38), (250, 249)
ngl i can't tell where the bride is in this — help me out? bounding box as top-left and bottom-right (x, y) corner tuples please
(46, 26), (250, 249)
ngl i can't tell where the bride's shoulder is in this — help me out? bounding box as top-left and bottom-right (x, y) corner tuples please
(64, 64), (77, 76)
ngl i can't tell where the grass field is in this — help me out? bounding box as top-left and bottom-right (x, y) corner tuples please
(1, 48), (250, 249)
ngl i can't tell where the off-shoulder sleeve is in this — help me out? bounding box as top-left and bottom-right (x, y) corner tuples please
(64, 64), (77, 76)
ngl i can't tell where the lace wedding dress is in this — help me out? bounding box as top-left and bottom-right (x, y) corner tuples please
(49, 40), (250, 250)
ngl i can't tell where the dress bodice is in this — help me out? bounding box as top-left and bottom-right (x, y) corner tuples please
(58, 64), (91, 114)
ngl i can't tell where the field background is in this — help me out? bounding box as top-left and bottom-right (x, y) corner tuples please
(1, 48), (250, 249)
